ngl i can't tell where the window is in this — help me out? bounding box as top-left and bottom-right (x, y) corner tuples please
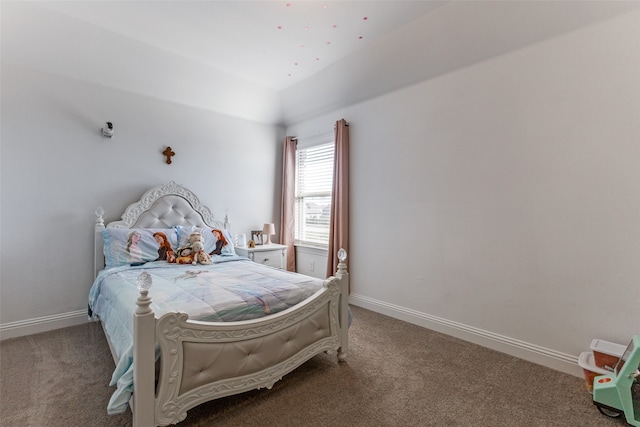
(295, 141), (334, 248)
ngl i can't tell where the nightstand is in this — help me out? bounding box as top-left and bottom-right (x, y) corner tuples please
(235, 243), (287, 270)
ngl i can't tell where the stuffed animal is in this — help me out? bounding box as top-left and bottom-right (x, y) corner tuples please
(189, 231), (204, 246)
(175, 246), (194, 264)
(188, 231), (212, 265)
(191, 240), (212, 265)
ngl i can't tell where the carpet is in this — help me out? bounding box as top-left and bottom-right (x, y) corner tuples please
(0, 306), (625, 426)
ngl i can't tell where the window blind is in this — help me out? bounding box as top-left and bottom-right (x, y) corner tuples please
(295, 142), (334, 247)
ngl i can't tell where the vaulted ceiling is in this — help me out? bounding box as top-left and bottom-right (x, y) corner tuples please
(4, 1), (638, 125)
(32, 1), (445, 91)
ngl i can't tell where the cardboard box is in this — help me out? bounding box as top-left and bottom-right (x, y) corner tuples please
(590, 339), (626, 372)
(578, 351), (610, 392)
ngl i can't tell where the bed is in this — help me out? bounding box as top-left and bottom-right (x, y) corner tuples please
(90, 181), (349, 426)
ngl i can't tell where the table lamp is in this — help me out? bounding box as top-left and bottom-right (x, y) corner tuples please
(262, 223), (275, 245)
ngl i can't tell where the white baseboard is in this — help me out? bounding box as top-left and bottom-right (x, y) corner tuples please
(1, 297), (584, 379)
(348, 293), (583, 378)
(0, 310), (88, 341)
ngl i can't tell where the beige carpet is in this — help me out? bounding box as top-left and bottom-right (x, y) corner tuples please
(0, 306), (626, 426)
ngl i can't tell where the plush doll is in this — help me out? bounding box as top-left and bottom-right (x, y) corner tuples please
(188, 232), (212, 265)
(188, 231), (204, 246)
(175, 246), (194, 264)
(191, 240), (212, 265)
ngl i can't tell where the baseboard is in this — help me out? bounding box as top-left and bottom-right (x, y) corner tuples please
(0, 310), (88, 341)
(348, 293), (583, 378)
(1, 298), (584, 378)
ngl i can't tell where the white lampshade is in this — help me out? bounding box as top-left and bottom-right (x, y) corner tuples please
(262, 223), (275, 245)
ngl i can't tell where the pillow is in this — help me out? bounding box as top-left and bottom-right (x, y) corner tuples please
(102, 228), (179, 268)
(175, 225), (235, 256)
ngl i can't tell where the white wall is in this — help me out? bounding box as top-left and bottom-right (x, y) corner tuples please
(0, 4), (284, 337)
(286, 8), (640, 375)
(295, 246), (329, 280)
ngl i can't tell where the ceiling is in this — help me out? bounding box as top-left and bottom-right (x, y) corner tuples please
(9, 1), (638, 125)
(33, 0), (445, 91)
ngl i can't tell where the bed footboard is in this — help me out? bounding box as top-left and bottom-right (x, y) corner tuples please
(133, 253), (349, 427)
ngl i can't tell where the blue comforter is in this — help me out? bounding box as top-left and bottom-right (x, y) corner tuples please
(88, 256), (324, 414)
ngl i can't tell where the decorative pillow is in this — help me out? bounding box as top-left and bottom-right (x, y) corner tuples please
(102, 228), (179, 268)
(175, 225), (235, 256)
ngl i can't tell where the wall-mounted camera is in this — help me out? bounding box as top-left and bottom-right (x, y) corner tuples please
(101, 122), (114, 138)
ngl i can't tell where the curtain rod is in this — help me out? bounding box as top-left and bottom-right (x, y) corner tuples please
(289, 122), (349, 141)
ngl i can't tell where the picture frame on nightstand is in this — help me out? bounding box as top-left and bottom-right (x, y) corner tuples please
(251, 230), (263, 245)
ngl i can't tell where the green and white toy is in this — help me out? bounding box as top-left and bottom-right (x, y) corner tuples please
(592, 335), (640, 426)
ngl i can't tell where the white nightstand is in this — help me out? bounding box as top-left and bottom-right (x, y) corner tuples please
(235, 243), (287, 270)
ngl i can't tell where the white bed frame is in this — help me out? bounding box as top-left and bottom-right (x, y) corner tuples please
(93, 181), (349, 427)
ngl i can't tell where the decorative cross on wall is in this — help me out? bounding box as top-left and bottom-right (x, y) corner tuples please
(163, 146), (175, 164)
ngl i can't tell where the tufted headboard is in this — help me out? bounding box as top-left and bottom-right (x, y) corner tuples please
(94, 181), (229, 276)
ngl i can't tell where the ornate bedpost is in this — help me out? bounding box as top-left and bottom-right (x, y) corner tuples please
(94, 207), (105, 278)
(224, 212), (230, 231)
(134, 272), (155, 427)
(335, 248), (349, 361)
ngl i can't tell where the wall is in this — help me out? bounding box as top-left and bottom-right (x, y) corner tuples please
(0, 4), (284, 338)
(286, 9), (640, 375)
(295, 246), (329, 280)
